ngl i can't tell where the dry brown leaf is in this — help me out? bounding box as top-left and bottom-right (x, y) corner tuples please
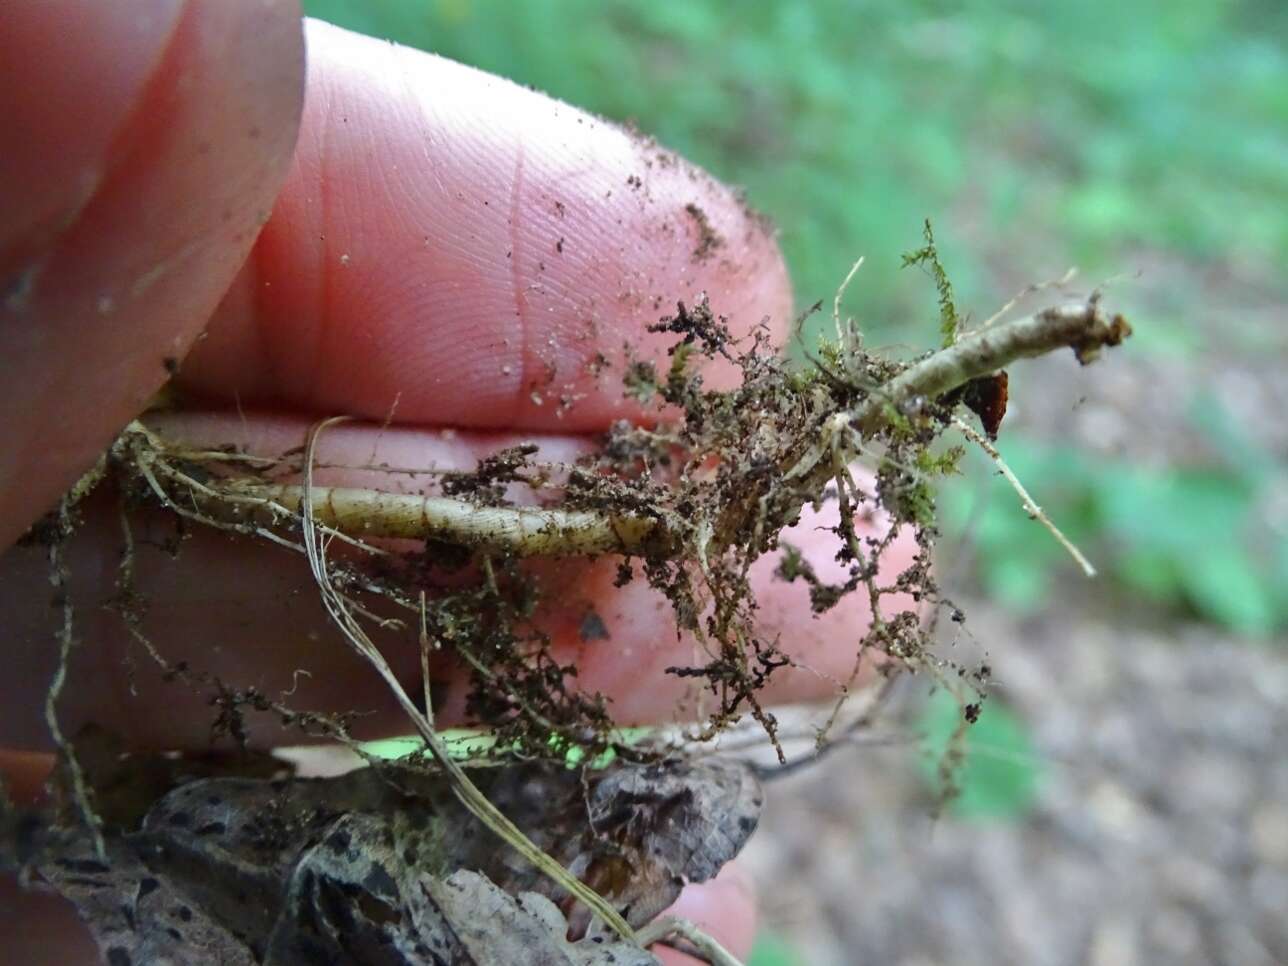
(19, 743), (761, 965)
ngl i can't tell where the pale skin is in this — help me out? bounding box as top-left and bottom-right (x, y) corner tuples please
(0, 2), (920, 961)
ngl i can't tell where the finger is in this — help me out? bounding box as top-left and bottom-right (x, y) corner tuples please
(0, 414), (917, 750)
(653, 861), (758, 966)
(0, 0), (181, 261)
(0, 0), (305, 547)
(0, 749), (97, 964)
(177, 18), (793, 432)
(0, 876), (98, 966)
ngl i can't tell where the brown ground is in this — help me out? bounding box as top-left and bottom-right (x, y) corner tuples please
(745, 603), (1288, 966)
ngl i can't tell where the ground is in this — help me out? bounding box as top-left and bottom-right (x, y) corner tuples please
(746, 603), (1288, 966)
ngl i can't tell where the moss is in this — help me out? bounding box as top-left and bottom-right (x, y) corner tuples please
(901, 218), (960, 348)
(915, 444), (966, 477)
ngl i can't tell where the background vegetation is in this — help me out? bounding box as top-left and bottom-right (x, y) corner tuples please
(301, 2), (1288, 961)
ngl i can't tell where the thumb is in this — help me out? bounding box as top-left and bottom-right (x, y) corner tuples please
(0, 0), (305, 546)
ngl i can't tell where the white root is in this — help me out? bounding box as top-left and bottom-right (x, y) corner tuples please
(833, 254), (866, 346)
(48, 278), (1128, 966)
(117, 295), (1126, 574)
(116, 420), (661, 558)
(954, 416), (1097, 578)
(217, 481), (659, 555)
(974, 267), (1078, 332)
(296, 418), (639, 944)
(636, 917), (746, 966)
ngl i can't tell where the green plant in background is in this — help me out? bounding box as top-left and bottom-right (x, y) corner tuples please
(299, 1), (1288, 630)
(303, 0), (1287, 332)
(942, 391), (1287, 636)
(918, 689), (1043, 820)
(361, 727), (654, 766)
(746, 930), (805, 966)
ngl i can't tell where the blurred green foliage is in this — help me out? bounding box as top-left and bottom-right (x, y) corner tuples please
(303, 0), (1286, 324)
(303, 1), (1288, 635)
(943, 392), (1287, 636)
(919, 689), (1043, 820)
(747, 930), (805, 966)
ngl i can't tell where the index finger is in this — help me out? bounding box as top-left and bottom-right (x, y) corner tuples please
(180, 18), (793, 431)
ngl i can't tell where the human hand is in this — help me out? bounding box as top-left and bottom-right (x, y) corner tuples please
(0, 3), (915, 961)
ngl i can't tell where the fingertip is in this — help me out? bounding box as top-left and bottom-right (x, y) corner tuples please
(184, 22), (795, 431)
(653, 861), (758, 965)
(0, 875), (98, 966)
(0, 0), (306, 546)
(0, 0), (186, 268)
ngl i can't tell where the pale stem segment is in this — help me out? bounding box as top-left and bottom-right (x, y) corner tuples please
(853, 295), (1131, 433)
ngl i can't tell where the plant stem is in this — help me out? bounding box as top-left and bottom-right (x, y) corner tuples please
(636, 917), (745, 966)
(219, 482), (660, 556)
(853, 295), (1130, 433)
(127, 295), (1128, 561)
(953, 416), (1096, 577)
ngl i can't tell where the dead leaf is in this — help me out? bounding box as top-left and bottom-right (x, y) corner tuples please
(19, 745), (762, 965)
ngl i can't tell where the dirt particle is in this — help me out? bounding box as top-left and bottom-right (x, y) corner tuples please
(579, 609), (611, 642)
(3, 265), (39, 310)
(683, 203), (724, 262)
(614, 561), (634, 587)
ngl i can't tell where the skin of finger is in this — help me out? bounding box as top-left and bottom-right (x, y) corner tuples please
(0, 749), (99, 965)
(0, 878), (100, 966)
(653, 862), (758, 966)
(0, 0), (184, 265)
(0, 414), (917, 750)
(178, 18), (794, 432)
(0, 0), (306, 548)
